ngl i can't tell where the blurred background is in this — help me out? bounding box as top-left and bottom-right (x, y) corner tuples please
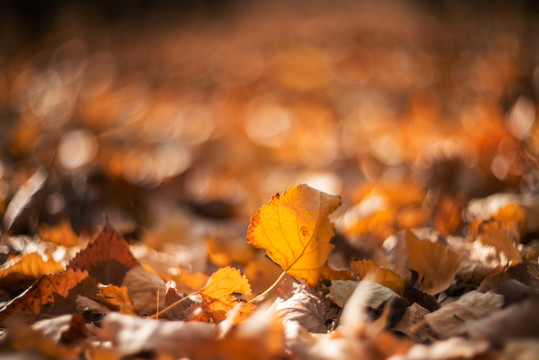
(0, 0), (538, 243)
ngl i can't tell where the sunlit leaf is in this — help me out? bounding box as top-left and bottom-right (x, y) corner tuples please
(0, 269), (98, 324)
(0, 253), (64, 292)
(247, 184), (341, 286)
(200, 267), (256, 323)
(350, 258), (405, 294)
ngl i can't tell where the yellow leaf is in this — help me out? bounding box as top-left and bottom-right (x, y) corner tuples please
(350, 259), (405, 294)
(0, 253), (64, 292)
(200, 267), (255, 323)
(96, 284), (137, 315)
(405, 231), (460, 295)
(247, 184), (341, 286)
(39, 220), (79, 247)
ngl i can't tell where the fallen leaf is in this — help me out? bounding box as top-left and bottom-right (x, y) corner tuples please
(405, 230), (460, 295)
(470, 218), (522, 266)
(39, 220), (80, 248)
(393, 302), (430, 337)
(338, 281), (399, 334)
(328, 280), (361, 308)
(68, 221), (140, 286)
(0, 268), (98, 324)
(271, 283), (330, 333)
(247, 184), (341, 286)
(200, 267), (256, 323)
(4, 317), (80, 359)
(350, 258), (405, 294)
(0, 253), (64, 294)
(467, 295), (539, 344)
(32, 314), (87, 345)
(122, 265), (166, 316)
(193, 305), (285, 360)
(410, 290), (504, 342)
(163, 287), (195, 320)
(99, 312), (218, 358)
(95, 284), (136, 314)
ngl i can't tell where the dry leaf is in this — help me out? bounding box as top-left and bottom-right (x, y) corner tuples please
(99, 312), (218, 358)
(270, 283), (330, 333)
(0, 253), (64, 293)
(164, 287), (195, 320)
(95, 284), (136, 314)
(405, 230), (460, 295)
(410, 290), (504, 342)
(192, 305), (285, 360)
(68, 221), (140, 286)
(350, 258), (405, 294)
(4, 317), (80, 358)
(39, 220), (80, 248)
(122, 265), (166, 316)
(0, 268), (98, 324)
(338, 281), (399, 334)
(467, 295), (539, 343)
(247, 184), (341, 286)
(200, 267), (256, 323)
(393, 302), (430, 337)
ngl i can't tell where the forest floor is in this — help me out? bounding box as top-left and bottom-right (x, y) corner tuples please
(0, 0), (538, 359)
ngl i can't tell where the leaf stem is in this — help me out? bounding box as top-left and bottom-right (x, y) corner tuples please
(148, 291), (199, 319)
(248, 270), (287, 303)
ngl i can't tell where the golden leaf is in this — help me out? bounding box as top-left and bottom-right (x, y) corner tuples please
(0, 253), (64, 292)
(350, 258), (405, 294)
(96, 284), (137, 315)
(405, 231), (460, 295)
(39, 220), (79, 247)
(247, 184), (341, 286)
(200, 267), (255, 323)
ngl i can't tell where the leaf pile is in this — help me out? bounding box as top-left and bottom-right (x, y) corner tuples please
(0, 0), (539, 359)
(1, 184), (538, 359)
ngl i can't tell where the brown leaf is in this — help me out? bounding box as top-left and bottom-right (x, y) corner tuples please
(270, 283), (330, 333)
(410, 290), (504, 342)
(122, 265), (166, 316)
(0, 268), (98, 324)
(405, 230), (460, 295)
(99, 312), (218, 358)
(68, 221), (140, 286)
(164, 287), (195, 320)
(467, 295), (539, 344)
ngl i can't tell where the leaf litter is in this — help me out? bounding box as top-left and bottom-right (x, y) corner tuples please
(0, 0), (539, 359)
